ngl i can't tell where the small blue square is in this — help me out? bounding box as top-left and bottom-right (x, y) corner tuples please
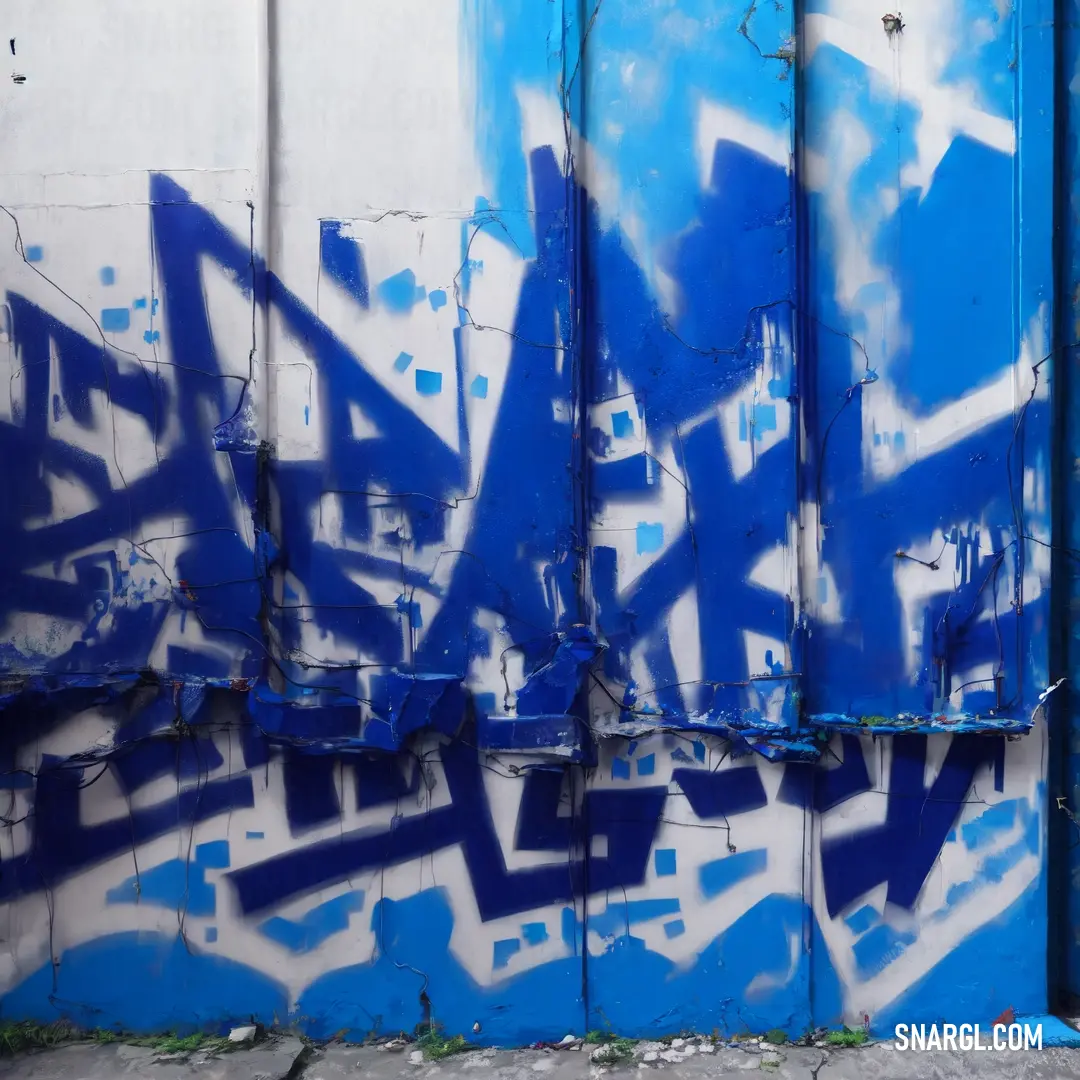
(611, 410), (634, 438)
(636, 523), (664, 554)
(428, 289), (447, 311)
(470, 375), (489, 399)
(415, 369), (442, 396)
(521, 922), (549, 946)
(663, 919), (685, 939)
(612, 757), (631, 780)
(101, 308), (130, 333)
(637, 753), (656, 776)
(655, 848), (677, 877)
(25, 245), (43, 263)
(393, 351), (413, 373)
(205, 927), (218, 943)
(100, 266), (115, 286)
(493, 938), (521, 970)
(195, 839), (230, 868)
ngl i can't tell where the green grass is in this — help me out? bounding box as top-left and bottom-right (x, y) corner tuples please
(0, 1021), (77, 1056)
(136, 1032), (217, 1054)
(763, 1029), (787, 1045)
(585, 1031), (636, 1063)
(0, 1022), (247, 1059)
(415, 1029), (469, 1061)
(826, 1028), (868, 1047)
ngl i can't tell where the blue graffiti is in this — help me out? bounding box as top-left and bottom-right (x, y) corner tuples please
(800, 49), (1046, 724)
(588, 139), (798, 732)
(2, 130), (1042, 746)
(227, 733), (667, 918)
(816, 734), (1000, 918)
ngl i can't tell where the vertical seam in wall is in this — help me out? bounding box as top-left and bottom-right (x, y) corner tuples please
(256, 0), (279, 684)
(792, 0), (821, 1025)
(564, 0), (592, 1030)
(1047, 0), (1069, 1010)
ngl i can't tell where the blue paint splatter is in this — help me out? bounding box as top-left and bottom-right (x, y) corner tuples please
(699, 848), (767, 899)
(611, 410), (634, 438)
(319, 220), (369, 307)
(522, 922), (548, 946)
(133, 297), (147, 310)
(106, 857), (215, 916)
(197, 840), (231, 868)
(393, 351), (413, 373)
(99, 266), (115, 286)
(429, 289), (447, 311)
(636, 523), (664, 555)
(395, 594), (424, 629)
(258, 892), (365, 954)
(612, 757), (631, 780)
(101, 308), (130, 333)
(654, 849), (677, 877)
(664, 919), (685, 939)
(415, 370), (442, 396)
(246, 831), (265, 840)
(377, 269), (426, 312)
(738, 402), (778, 442)
(25, 245), (43, 262)
(961, 799), (1020, 851)
(143, 329), (160, 344)
(205, 927), (218, 943)
(493, 938), (521, 970)
(843, 905), (878, 936)
(637, 753), (656, 777)
(470, 374), (489, 398)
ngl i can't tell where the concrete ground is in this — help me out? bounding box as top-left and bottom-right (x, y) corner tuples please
(6, 1033), (1080, 1080)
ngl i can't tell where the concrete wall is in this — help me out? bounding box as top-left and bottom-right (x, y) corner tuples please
(0, 0), (1055, 1042)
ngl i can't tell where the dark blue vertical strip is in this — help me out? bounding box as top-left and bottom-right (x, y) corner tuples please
(1053, 0), (1078, 1008)
(319, 221), (369, 307)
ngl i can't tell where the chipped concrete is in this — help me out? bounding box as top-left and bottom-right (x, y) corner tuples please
(6, 1037), (1080, 1080)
